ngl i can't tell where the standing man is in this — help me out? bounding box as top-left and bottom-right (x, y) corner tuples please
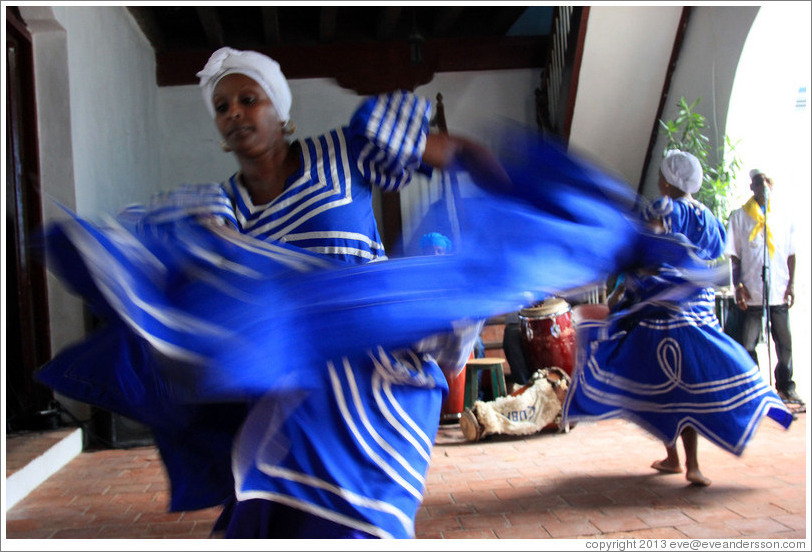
(725, 169), (802, 405)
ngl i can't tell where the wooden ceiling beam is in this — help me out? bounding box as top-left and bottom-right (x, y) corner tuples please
(376, 7), (402, 40)
(127, 7), (167, 53)
(156, 35), (550, 94)
(432, 7), (463, 36)
(195, 7), (224, 48)
(261, 7), (281, 44)
(491, 7), (529, 36)
(319, 7), (338, 43)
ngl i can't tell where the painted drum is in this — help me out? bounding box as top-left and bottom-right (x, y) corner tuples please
(519, 297), (576, 376)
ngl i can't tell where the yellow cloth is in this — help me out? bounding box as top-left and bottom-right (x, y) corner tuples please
(744, 197), (774, 258)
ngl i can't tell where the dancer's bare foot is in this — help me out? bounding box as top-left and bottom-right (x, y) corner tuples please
(651, 459), (682, 474)
(686, 467), (711, 486)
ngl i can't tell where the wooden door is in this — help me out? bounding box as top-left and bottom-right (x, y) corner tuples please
(6, 7), (53, 430)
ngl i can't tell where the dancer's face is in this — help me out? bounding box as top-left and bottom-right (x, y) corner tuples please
(212, 74), (284, 157)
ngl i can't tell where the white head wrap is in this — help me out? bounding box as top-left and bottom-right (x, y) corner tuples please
(661, 150), (703, 194)
(196, 47), (292, 123)
(749, 168), (766, 180)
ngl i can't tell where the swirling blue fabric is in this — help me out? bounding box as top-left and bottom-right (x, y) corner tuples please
(35, 128), (724, 521)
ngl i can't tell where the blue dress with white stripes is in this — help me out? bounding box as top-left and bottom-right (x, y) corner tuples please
(210, 91), (448, 537)
(561, 197), (793, 454)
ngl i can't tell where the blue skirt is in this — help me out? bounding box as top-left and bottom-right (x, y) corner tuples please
(562, 276), (793, 454)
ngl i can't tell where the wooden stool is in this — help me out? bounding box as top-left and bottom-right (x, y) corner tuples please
(463, 358), (507, 410)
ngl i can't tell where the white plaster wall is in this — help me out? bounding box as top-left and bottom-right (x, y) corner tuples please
(51, 6), (161, 217)
(415, 69), (540, 143)
(569, 6), (682, 188)
(639, 5), (758, 198)
(19, 6), (162, 420)
(19, 8), (87, 409)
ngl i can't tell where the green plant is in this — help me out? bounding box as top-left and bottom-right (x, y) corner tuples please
(659, 97), (742, 224)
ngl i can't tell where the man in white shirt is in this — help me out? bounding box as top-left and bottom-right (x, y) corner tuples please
(725, 169), (801, 405)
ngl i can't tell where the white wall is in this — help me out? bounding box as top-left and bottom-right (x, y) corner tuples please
(639, 5), (758, 198)
(415, 69), (540, 143)
(20, 6), (162, 420)
(51, 6), (161, 216)
(569, 6), (682, 188)
(20, 7), (86, 398)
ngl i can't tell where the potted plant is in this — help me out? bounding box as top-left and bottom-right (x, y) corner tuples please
(659, 96), (742, 225)
(660, 96), (744, 326)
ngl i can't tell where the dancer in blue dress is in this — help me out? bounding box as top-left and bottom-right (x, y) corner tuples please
(191, 47), (501, 538)
(561, 150), (793, 486)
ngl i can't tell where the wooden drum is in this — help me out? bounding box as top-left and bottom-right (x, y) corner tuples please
(519, 297), (576, 376)
(440, 364), (467, 424)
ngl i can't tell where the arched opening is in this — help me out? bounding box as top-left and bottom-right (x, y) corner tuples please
(725, 3), (810, 396)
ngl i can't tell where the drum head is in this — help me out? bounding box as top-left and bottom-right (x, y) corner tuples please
(519, 297), (570, 319)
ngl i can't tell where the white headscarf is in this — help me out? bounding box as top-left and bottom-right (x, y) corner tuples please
(196, 46), (292, 123)
(661, 149), (703, 194)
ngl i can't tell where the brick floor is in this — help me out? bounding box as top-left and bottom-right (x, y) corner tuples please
(3, 413), (807, 541)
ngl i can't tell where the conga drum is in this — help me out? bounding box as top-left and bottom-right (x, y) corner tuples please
(519, 298), (576, 376)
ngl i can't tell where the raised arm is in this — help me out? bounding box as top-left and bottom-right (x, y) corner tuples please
(423, 133), (512, 194)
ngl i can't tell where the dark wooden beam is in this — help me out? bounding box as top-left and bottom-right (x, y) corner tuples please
(491, 7), (530, 35)
(260, 7), (281, 44)
(319, 6), (338, 43)
(127, 7), (167, 53)
(157, 35), (550, 94)
(195, 7), (224, 48)
(432, 7), (463, 36)
(377, 6), (402, 40)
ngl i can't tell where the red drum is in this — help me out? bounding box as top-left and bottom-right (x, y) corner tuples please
(440, 364), (467, 424)
(571, 303), (610, 325)
(519, 298), (576, 376)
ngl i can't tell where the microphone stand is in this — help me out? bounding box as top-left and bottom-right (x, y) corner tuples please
(761, 192), (772, 387)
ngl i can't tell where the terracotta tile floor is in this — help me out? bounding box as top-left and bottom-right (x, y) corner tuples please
(3, 413), (808, 541)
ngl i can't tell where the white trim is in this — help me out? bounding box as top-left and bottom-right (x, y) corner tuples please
(6, 429), (83, 511)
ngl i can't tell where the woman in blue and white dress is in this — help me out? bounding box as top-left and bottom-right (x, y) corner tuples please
(562, 150), (793, 486)
(187, 48), (498, 538)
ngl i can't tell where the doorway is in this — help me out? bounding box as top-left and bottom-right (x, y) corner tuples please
(724, 2), (811, 397)
(5, 7), (54, 432)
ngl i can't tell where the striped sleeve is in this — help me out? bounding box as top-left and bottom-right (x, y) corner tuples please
(348, 91), (431, 192)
